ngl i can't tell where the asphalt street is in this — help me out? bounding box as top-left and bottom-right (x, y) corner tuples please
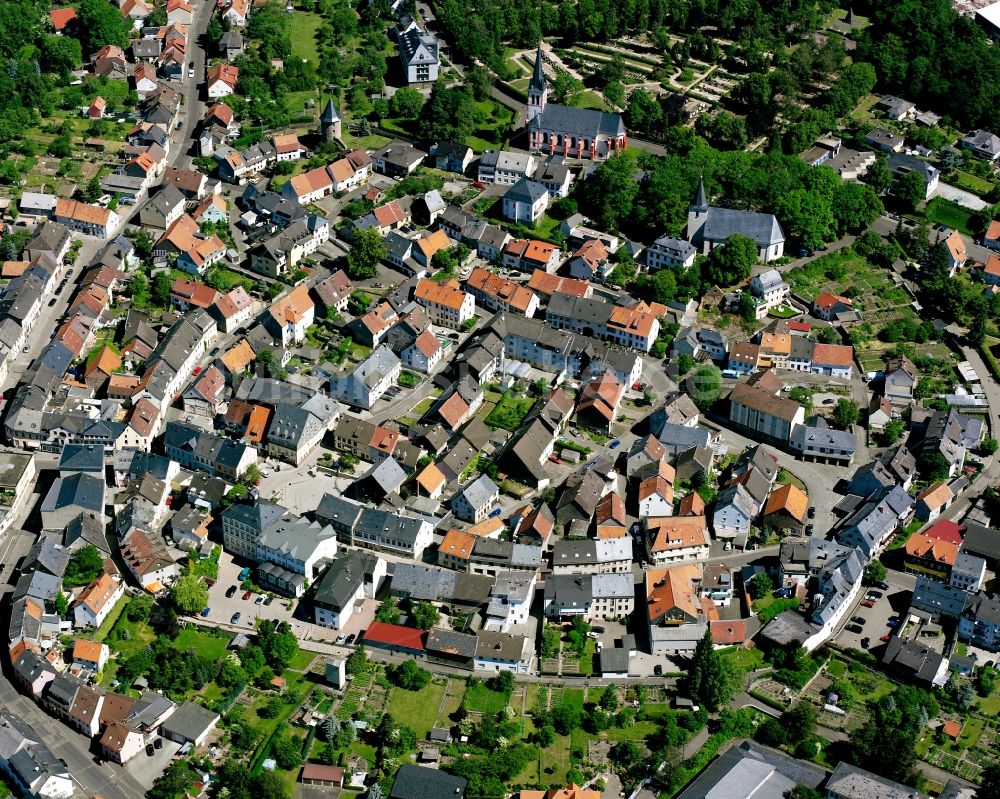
(0, 2), (216, 796)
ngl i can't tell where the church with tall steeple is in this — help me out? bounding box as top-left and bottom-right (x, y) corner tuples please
(526, 46), (626, 160)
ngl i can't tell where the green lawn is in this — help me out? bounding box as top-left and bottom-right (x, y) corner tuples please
(605, 720), (659, 741)
(464, 683), (509, 714)
(172, 627), (231, 661)
(953, 170), (995, 197)
(289, 11), (324, 63)
(532, 214), (564, 244)
(924, 197), (976, 235)
(484, 393), (534, 431)
(573, 90), (611, 111)
(826, 659), (847, 678)
(286, 650), (316, 672)
(190, 546), (221, 579)
(718, 645), (766, 673)
(387, 680), (447, 738)
(94, 596), (129, 642)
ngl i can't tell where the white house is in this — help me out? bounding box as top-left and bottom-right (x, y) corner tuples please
(473, 630), (532, 674)
(748, 269), (791, 319)
(313, 551), (387, 630)
(331, 346), (401, 410)
(72, 574), (124, 629)
(452, 475), (500, 523)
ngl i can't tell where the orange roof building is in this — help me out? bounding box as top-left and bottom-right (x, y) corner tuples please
(49, 7), (78, 30)
(527, 269), (592, 298)
(520, 786), (600, 799)
(439, 529), (475, 569)
(465, 266), (539, 317)
(762, 483), (809, 525)
(221, 340), (256, 374)
(415, 462), (446, 499)
(645, 516), (711, 563)
(413, 278), (474, 328)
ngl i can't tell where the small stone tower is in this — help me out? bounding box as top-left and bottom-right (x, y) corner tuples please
(687, 176), (710, 244)
(527, 46), (548, 123)
(321, 98), (341, 142)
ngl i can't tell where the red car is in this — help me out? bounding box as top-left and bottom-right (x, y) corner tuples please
(548, 454), (562, 464)
(473, 181), (486, 189)
(880, 634), (892, 642)
(242, 590), (252, 600)
(860, 599), (875, 608)
(205, 578), (216, 588)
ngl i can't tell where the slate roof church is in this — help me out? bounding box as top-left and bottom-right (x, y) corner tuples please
(526, 47), (626, 160)
(687, 177), (785, 262)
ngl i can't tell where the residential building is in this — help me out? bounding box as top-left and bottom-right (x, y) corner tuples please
(330, 346), (401, 410)
(312, 551), (387, 630)
(502, 178), (549, 223)
(413, 278), (475, 329)
(728, 383), (805, 444)
(397, 19), (439, 83)
(543, 573), (634, 621)
(646, 235), (697, 270)
(452, 475), (500, 523)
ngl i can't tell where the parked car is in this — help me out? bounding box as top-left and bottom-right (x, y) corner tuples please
(154, 738), (162, 750)
(488, 507), (503, 519)
(201, 607), (210, 617)
(860, 599), (875, 608)
(242, 590), (252, 600)
(869, 591), (883, 599)
(205, 578), (216, 588)
(263, 596), (273, 606)
(880, 634), (892, 642)
(846, 624), (863, 634)
(876, 581), (890, 591)
(887, 618), (899, 628)
(225, 585), (238, 598)
(345, 634), (356, 645)
(653, 664), (663, 676)
(851, 616), (866, 625)
(146, 745), (155, 757)
(254, 596), (264, 605)
(860, 637), (870, 649)
(609, 439), (620, 449)
(808, 506), (816, 519)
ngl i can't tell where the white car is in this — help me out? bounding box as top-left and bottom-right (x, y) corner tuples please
(261, 469), (271, 477)
(188, 67), (195, 78)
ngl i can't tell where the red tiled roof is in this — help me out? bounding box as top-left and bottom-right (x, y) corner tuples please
(363, 621), (426, 651)
(50, 7), (78, 29)
(922, 518), (964, 544)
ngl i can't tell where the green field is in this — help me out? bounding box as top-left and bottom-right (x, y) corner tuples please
(172, 628), (231, 661)
(289, 11), (324, 63)
(924, 197), (976, 235)
(463, 683), (509, 714)
(953, 170), (995, 197)
(484, 393), (534, 431)
(387, 680), (447, 738)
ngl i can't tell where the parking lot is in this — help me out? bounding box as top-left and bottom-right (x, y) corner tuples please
(255, 447), (353, 515)
(202, 550), (380, 644)
(124, 737), (182, 791)
(833, 580), (912, 654)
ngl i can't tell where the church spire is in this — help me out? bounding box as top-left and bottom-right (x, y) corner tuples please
(693, 175), (708, 210)
(529, 45), (546, 94)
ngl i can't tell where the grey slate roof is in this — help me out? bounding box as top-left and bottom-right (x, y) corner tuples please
(701, 206), (785, 248)
(504, 178), (548, 205)
(390, 765), (467, 799)
(313, 551), (382, 610)
(391, 563), (456, 602)
(532, 102), (625, 138)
